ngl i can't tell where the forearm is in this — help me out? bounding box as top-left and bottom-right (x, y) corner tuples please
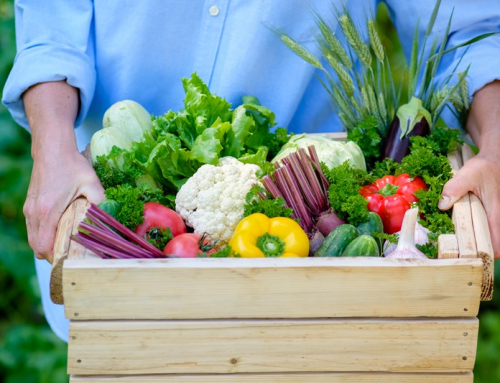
(23, 81), (80, 160)
(22, 81), (104, 260)
(466, 80), (500, 155)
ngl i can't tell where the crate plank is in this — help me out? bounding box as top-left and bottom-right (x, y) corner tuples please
(438, 234), (459, 259)
(447, 150), (463, 173)
(63, 258), (482, 320)
(469, 193), (494, 301)
(460, 143), (495, 301)
(70, 372), (473, 382)
(68, 318), (478, 375)
(452, 193), (477, 259)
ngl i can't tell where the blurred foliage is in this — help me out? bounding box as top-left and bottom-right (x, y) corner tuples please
(0, 1), (498, 382)
(0, 0), (68, 382)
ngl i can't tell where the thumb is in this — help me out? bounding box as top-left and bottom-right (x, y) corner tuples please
(79, 182), (106, 205)
(438, 170), (474, 211)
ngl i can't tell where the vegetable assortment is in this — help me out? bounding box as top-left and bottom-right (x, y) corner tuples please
(73, 0), (486, 260)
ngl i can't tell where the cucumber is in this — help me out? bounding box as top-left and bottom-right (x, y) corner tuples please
(357, 212), (383, 236)
(356, 212), (384, 252)
(315, 224), (359, 257)
(341, 235), (380, 257)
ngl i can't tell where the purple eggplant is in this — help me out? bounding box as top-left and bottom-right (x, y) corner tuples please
(383, 97), (431, 162)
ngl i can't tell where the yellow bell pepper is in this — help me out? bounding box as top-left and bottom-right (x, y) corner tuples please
(229, 213), (309, 258)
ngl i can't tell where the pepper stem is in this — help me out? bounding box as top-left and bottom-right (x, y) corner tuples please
(377, 183), (399, 197)
(256, 233), (286, 257)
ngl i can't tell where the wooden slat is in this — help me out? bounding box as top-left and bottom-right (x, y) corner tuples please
(469, 193), (495, 301)
(70, 372), (473, 382)
(447, 148), (478, 258)
(447, 150), (463, 173)
(460, 143), (495, 300)
(438, 234), (459, 259)
(316, 132), (348, 141)
(67, 318), (478, 375)
(50, 197), (99, 304)
(63, 257), (483, 320)
(461, 143), (475, 163)
(452, 193), (477, 258)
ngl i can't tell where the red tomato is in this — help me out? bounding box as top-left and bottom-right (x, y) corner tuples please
(163, 233), (216, 258)
(135, 202), (186, 238)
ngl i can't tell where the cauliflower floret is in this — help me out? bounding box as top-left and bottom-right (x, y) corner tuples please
(175, 157), (261, 243)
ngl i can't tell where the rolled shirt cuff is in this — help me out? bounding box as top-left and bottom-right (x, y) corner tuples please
(2, 44), (96, 131)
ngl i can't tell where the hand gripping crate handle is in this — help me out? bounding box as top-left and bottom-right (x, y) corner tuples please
(50, 197), (90, 304)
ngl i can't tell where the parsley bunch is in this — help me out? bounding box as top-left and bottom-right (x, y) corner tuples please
(323, 162), (372, 226)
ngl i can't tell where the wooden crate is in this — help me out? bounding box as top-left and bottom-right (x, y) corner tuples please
(49, 139), (494, 382)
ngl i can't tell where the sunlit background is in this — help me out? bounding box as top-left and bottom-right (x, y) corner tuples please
(0, 1), (499, 382)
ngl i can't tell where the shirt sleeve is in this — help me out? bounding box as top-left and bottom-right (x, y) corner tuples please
(1, 0), (95, 130)
(383, 0), (500, 100)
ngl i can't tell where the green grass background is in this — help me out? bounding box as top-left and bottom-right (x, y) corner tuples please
(0, 1), (499, 381)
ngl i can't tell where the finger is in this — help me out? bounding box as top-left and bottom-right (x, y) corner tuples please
(23, 198), (44, 260)
(79, 181), (106, 204)
(438, 169), (476, 211)
(33, 199), (64, 263)
(489, 217), (500, 260)
(484, 201), (500, 260)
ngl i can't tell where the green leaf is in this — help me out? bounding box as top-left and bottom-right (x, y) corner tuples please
(408, 19), (420, 99)
(425, 0), (442, 38)
(224, 106), (256, 157)
(429, 32), (499, 60)
(147, 136), (200, 191)
(182, 73), (232, 129)
(238, 146), (269, 165)
(190, 119), (231, 164)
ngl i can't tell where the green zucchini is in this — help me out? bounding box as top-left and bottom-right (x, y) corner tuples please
(315, 224), (359, 257)
(341, 235), (380, 257)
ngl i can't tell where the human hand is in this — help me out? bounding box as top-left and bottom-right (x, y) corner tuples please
(23, 148), (105, 262)
(438, 150), (500, 260)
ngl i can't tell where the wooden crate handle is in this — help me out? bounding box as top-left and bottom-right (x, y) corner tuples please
(50, 197), (91, 304)
(461, 144), (495, 301)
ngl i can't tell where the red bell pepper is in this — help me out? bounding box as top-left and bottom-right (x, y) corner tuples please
(359, 174), (427, 234)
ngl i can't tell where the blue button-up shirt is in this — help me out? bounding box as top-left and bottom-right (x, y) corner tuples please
(2, 0), (500, 342)
(3, 0), (500, 152)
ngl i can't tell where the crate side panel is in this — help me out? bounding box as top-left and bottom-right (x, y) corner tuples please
(70, 372), (473, 382)
(63, 258), (483, 320)
(67, 318), (478, 375)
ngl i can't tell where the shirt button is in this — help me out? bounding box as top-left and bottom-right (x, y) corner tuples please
(209, 5), (219, 16)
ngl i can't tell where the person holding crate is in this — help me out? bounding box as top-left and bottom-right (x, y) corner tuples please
(2, 0), (500, 343)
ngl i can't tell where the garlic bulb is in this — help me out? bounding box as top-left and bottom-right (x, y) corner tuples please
(383, 220), (430, 256)
(385, 208), (428, 259)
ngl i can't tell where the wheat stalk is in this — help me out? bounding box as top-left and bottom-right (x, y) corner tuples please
(366, 83), (378, 119)
(378, 92), (388, 125)
(368, 20), (385, 63)
(325, 54), (355, 97)
(339, 14), (372, 68)
(318, 20), (351, 69)
(333, 86), (356, 126)
(350, 95), (364, 117)
(459, 74), (470, 110)
(430, 88), (447, 114)
(280, 34), (324, 69)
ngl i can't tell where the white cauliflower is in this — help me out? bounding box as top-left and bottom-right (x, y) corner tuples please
(175, 157), (261, 243)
